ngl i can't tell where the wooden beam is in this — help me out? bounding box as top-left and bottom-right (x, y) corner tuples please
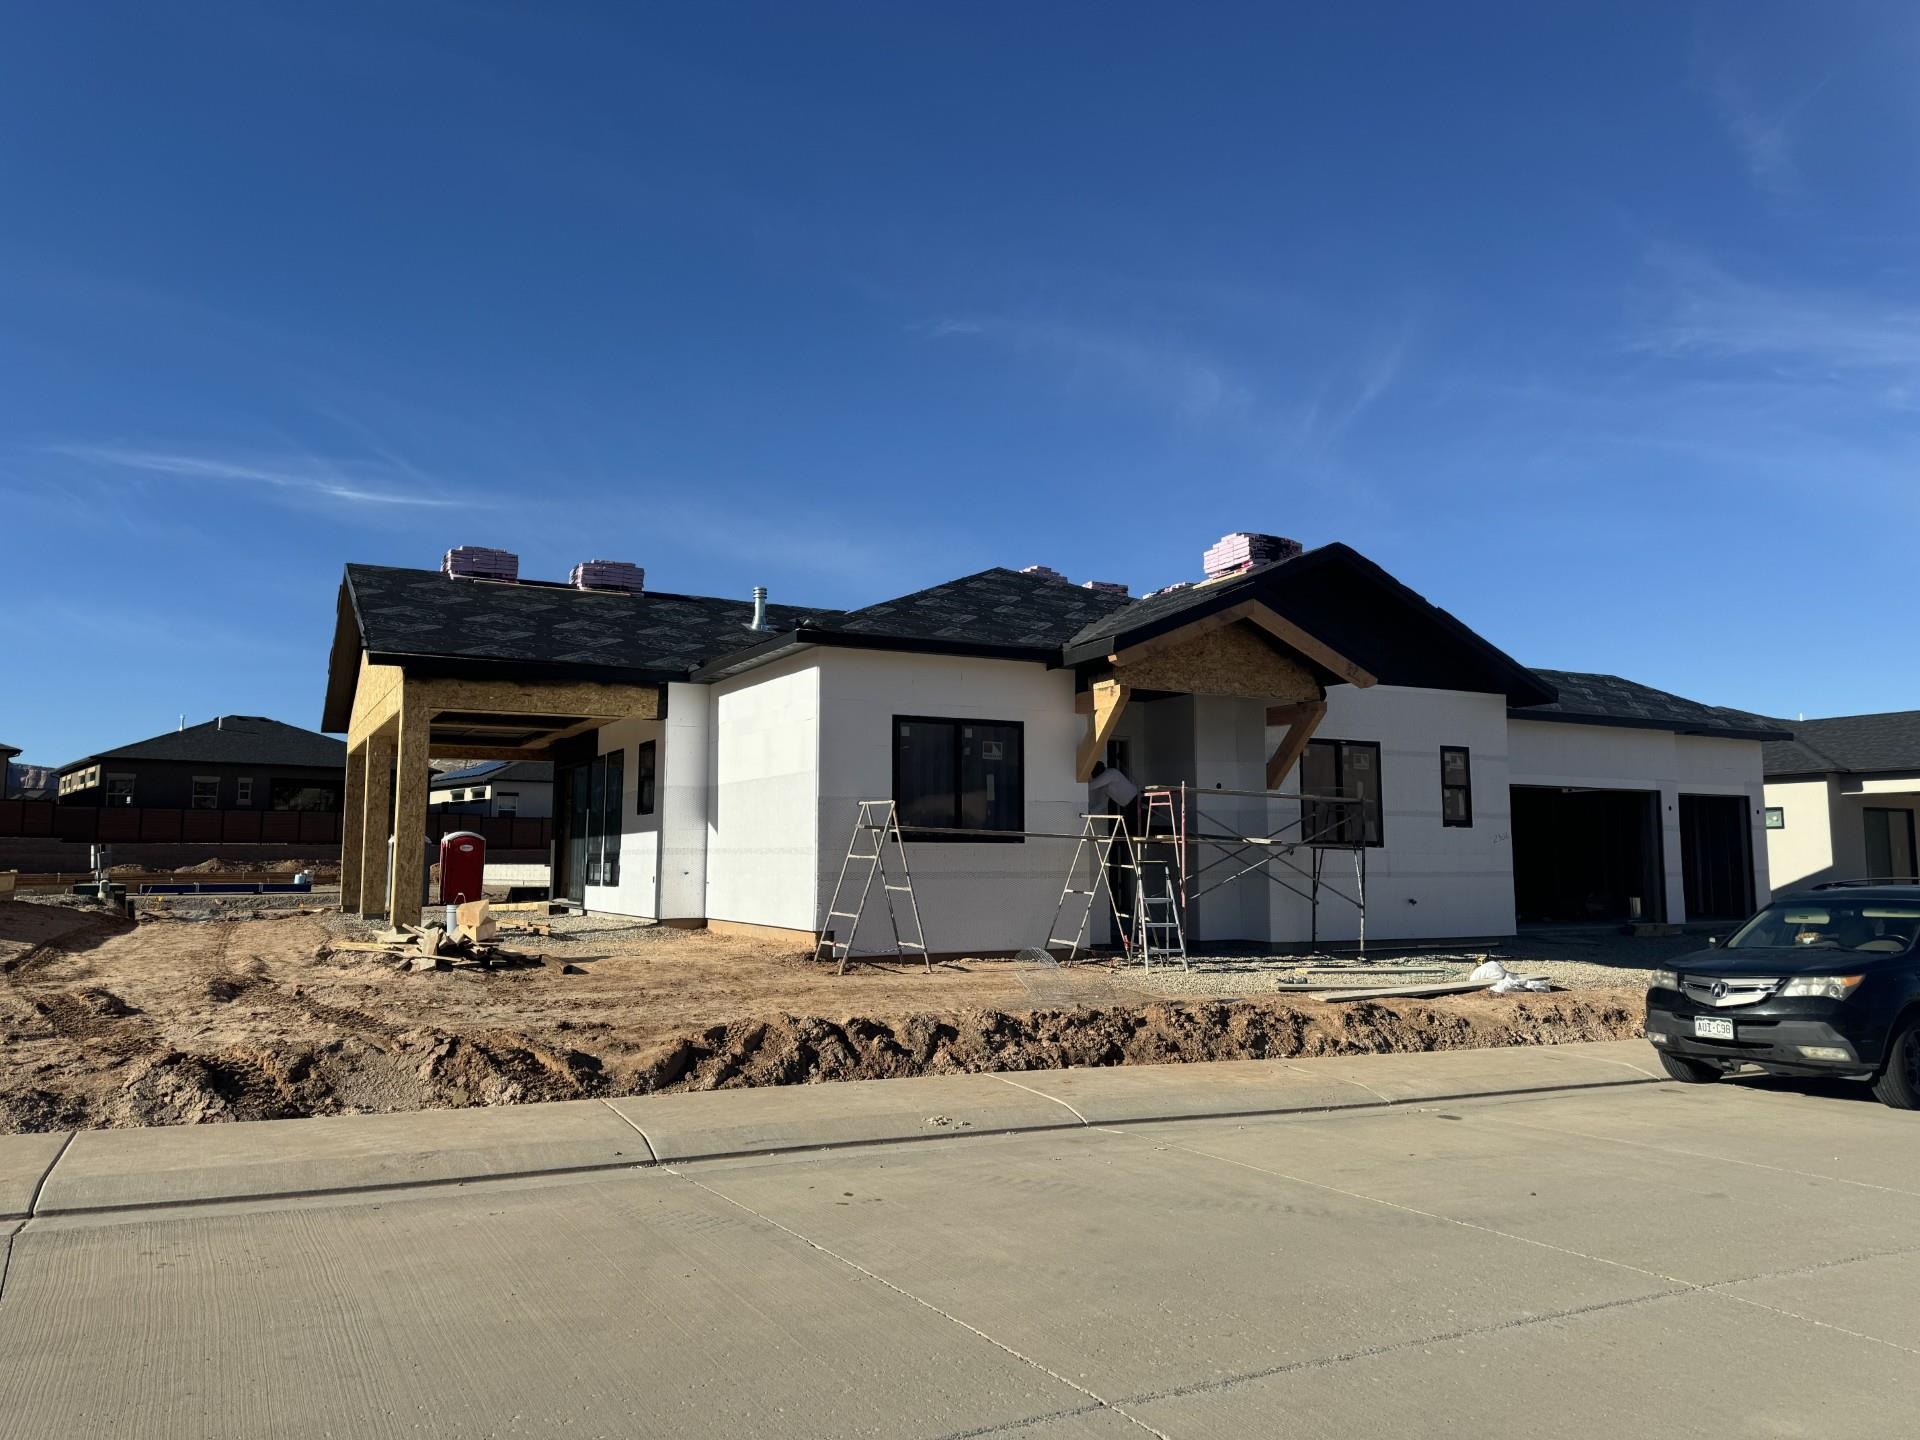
(1110, 601), (1375, 689)
(426, 744), (554, 762)
(338, 740), (367, 914)
(1232, 603), (1376, 689)
(1075, 678), (1131, 783)
(1265, 698), (1328, 790)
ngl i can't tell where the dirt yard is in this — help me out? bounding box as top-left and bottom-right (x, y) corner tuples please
(0, 899), (1645, 1132)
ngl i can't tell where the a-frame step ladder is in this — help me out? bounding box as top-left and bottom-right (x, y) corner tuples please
(1046, 813), (1141, 962)
(815, 801), (930, 975)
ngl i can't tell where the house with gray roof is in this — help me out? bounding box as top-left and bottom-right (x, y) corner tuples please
(1763, 712), (1920, 890)
(56, 716), (346, 815)
(322, 537), (1784, 946)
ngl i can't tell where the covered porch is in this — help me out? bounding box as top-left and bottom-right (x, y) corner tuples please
(339, 654), (660, 927)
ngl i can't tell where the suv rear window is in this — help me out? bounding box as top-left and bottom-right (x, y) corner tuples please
(1729, 899), (1920, 953)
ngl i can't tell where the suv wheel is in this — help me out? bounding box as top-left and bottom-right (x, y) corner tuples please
(1658, 1051), (1723, 1084)
(1871, 1022), (1920, 1110)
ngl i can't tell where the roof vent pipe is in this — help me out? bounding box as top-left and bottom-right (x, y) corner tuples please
(749, 585), (771, 633)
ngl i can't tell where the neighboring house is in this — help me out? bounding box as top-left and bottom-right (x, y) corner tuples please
(56, 716), (346, 814)
(322, 540), (1786, 945)
(0, 743), (17, 800)
(1763, 713), (1920, 890)
(428, 760), (554, 818)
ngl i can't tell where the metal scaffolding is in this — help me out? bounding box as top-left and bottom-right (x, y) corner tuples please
(1138, 783), (1370, 954)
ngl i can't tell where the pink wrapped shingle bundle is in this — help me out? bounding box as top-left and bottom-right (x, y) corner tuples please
(443, 546), (519, 582)
(1202, 532), (1302, 579)
(1142, 580), (1195, 599)
(1080, 579), (1129, 596)
(1020, 565), (1068, 582)
(570, 560), (646, 594)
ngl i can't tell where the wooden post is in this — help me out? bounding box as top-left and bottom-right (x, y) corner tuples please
(339, 740), (366, 913)
(358, 726), (395, 918)
(389, 685), (432, 931)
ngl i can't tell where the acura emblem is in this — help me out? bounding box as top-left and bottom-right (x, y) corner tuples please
(1711, 981), (1729, 999)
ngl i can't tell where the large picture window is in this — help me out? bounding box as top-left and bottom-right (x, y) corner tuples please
(1300, 739), (1383, 847)
(893, 717), (1024, 840)
(271, 780), (338, 812)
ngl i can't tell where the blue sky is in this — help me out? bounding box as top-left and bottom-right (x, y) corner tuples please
(4, 2), (1916, 764)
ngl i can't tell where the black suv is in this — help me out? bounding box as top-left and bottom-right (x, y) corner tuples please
(1643, 883), (1920, 1109)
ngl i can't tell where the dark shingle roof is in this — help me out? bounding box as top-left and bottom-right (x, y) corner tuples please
(1062, 544), (1555, 706)
(431, 760), (553, 788)
(63, 716), (345, 772)
(1762, 712), (1920, 776)
(343, 564), (839, 676)
(1513, 672), (1790, 742)
(827, 569), (1132, 650)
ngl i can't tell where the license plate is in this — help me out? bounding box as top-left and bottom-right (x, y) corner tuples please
(1694, 1017), (1735, 1041)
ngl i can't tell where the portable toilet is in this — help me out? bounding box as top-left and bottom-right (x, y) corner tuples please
(438, 831), (485, 905)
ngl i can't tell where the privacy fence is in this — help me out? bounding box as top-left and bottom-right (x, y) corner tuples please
(0, 801), (551, 851)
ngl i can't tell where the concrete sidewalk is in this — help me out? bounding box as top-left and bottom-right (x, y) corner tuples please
(2, 1040), (1661, 1217)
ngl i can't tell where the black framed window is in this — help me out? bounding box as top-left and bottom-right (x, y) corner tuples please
(1441, 746), (1472, 828)
(586, 748), (624, 885)
(893, 717), (1024, 840)
(1300, 739), (1383, 847)
(636, 740), (657, 816)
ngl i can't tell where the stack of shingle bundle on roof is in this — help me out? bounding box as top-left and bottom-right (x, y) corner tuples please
(443, 546), (519, 582)
(1080, 579), (1129, 596)
(569, 560), (646, 594)
(1019, 564), (1068, 583)
(1202, 532), (1302, 579)
(1142, 579), (1196, 599)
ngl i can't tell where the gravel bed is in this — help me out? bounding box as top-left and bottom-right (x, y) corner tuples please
(1116, 929), (1710, 999)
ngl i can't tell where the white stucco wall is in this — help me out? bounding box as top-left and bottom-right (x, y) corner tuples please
(1763, 777), (1838, 891)
(1508, 720), (1771, 922)
(814, 650), (1082, 956)
(1276, 686), (1516, 944)
(703, 661), (819, 931)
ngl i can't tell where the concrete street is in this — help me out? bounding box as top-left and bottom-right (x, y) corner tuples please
(3, 1042), (1918, 1437)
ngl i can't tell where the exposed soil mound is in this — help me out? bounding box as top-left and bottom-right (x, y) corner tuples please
(624, 993), (1640, 1095)
(0, 905), (1646, 1133)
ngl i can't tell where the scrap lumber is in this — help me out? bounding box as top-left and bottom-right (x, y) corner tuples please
(1316, 975), (1548, 1003)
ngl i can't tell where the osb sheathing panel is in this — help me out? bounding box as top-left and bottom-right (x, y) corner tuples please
(409, 674), (663, 720)
(348, 655), (406, 748)
(1113, 621), (1323, 702)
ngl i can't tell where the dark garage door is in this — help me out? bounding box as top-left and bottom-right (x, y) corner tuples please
(1511, 786), (1666, 925)
(1679, 794), (1755, 923)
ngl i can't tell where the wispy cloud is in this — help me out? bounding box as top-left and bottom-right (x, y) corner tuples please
(39, 443), (471, 508)
(1705, 58), (1830, 199)
(1630, 251), (1920, 389)
(921, 314), (1255, 423)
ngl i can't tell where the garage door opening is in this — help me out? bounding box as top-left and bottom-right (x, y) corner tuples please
(1679, 794), (1755, 923)
(1511, 785), (1665, 925)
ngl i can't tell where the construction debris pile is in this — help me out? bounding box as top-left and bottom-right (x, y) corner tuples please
(323, 900), (552, 974)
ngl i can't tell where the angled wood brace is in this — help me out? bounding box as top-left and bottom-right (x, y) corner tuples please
(1265, 699), (1329, 789)
(1075, 679), (1131, 782)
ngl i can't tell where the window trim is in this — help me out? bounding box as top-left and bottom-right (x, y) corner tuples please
(1440, 746), (1472, 829)
(1301, 738), (1384, 848)
(191, 775), (221, 811)
(235, 777), (253, 807)
(891, 715), (1026, 843)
